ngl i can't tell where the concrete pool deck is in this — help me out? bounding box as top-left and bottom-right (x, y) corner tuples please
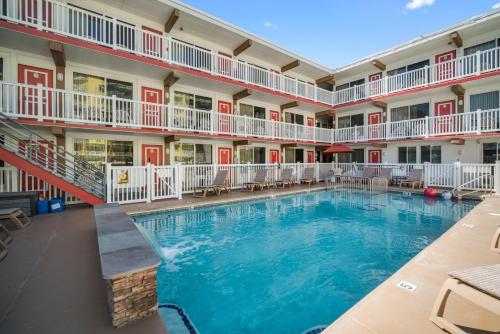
(324, 195), (500, 334)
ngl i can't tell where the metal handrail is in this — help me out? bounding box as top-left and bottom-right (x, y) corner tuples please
(0, 111), (105, 199)
(451, 173), (494, 198)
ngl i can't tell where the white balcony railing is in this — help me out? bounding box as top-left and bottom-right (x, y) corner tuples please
(2, 81), (500, 144)
(0, 81), (327, 143)
(2, 1), (498, 108)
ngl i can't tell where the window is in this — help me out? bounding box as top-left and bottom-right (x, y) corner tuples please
(106, 79), (133, 99)
(338, 113), (364, 128)
(464, 40), (497, 56)
(284, 148), (304, 163)
(387, 66), (406, 77)
(74, 139), (133, 172)
(390, 103), (429, 122)
(420, 145), (441, 163)
(398, 146), (417, 163)
(0, 58), (3, 81)
(172, 38), (212, 71)
(174, 91), (212, 110)
(336, 78), (365, 91)
(387, 60), (429, 76)
(284, 112), (304, 125)
(482, 143), (499, 164)
(73, 73), (133, 99)
(239, 104), (265, 119)
(470, 91), (499, 112)
(239, 147), (265, 164)
(174, 143), (212, 165)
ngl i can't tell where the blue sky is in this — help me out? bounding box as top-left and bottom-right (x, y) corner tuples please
(182, 0), (500, 69)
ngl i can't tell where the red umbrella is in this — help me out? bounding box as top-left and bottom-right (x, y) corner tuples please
(323, 144), (353, 154)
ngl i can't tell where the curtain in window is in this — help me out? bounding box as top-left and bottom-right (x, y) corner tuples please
(391, 106), (409, 122)
(470, 91), (499, 111)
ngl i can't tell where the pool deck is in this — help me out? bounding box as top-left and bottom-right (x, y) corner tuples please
(324, 195), (500, 334)
(0, 206), (167, 334)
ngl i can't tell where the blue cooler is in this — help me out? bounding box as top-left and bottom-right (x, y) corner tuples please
(36, 200), (49, 215)
(49, 197), (65, 213)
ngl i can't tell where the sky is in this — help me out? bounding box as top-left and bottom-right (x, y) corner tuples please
(181, 0), (500, 69)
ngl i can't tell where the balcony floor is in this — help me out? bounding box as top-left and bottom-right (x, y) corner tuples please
(0, 206), (167, 334)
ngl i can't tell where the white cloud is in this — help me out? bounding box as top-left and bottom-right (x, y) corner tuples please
(264, 22), (278, 30)
(405, 0), (435, 10)
(493, 2), (500, 9)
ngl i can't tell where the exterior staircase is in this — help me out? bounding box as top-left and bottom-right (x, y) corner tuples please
(0, 112), (105, 205)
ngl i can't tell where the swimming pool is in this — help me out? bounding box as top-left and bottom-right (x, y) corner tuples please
(134, 190), (477, 334)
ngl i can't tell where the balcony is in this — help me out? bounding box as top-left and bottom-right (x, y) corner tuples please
(332, 108), (500, 143)
(0, 81), (332, 144)
(0, 0), (333, 105)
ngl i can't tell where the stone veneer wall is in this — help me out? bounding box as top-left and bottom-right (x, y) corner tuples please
(106, 268), (158, 328)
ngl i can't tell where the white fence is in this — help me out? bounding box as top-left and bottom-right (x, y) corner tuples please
(0, 166), (80, 203)
(1, 1), (499, 108)
(103, 162), (500, 204)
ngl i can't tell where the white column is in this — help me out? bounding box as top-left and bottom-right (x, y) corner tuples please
(106, 163), (112, 203)
(495, 161), (500, 194)
(175, 163), (183, 199)
(146, 163), (152, 203)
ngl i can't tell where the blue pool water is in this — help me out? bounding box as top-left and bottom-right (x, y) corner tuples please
(134, 190), (477, 334)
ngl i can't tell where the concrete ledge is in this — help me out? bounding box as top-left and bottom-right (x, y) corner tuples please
(94, 204), (162, 328)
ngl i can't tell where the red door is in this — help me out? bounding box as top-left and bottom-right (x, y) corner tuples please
(307, 151), (314, 163)
(270, 149), (280, 164)
(141, 87), (163, 127)
(142, 26), (163, 58)
(435, 50), (456, 81)
(270, 110), (280, 137)
(218, 101), (232, 133)
(434, 100), (456, 134)
(18, 64), (53, 119)
(369, 72), (382, 96)
(368, 111), (382, 140)
(218, 147), (232, 164)
(368, 150), (381, 164)
(142, 144), (163, 165)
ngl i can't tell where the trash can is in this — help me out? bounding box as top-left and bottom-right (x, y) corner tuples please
(36, 199), (49, 215)
(49, 197), (65, 213)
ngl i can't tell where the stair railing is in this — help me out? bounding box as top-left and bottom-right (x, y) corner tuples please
(0, 111), (105, 199)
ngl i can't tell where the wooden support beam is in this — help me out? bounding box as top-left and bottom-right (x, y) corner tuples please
(233, 89), (252, 102)
(164, 72), (179, 88)
(164, 135), (180, 143)
(164, 9), (180, 33)
(280, 101), (299, 111)
(233, 39), (252, 57)
(233, 140), (251, 147)
(281, 143), (298, 148)
(372, 59), (386, 71)
(450, 31), (463, 48)
(51, 126), (65, 138)
(49, 42), (65, 67)
(315, 109), (335, 117)
(451, 84), (465, 96)
(372, 101), (387, 109)
(315, 75), (335, 85)
(281, 60), (300, 73)
(450, 138), (465, 145)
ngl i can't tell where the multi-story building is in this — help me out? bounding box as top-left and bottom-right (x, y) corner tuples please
(0, 0), (499, 204)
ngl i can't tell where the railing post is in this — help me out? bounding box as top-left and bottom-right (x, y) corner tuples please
(476, 109), (482, 134)
(475, 50), (481, 75)
(424, 65), (429, 85)
(37, 84), (43, 121)
(244, 115), (248, 137)
(37, 0), (43, 30)
(106, 163), (112, 203)
(294, 124), (298, 141)
(354, 125), (358, 143)
(424, 116), (429, 138)
(146, 163), (152, 203)
(112, 18), (118, 50)
(210, 110), (215, 135)
(111, 94), (117, 127)
(314, 162), (320, 181)
(166, 34), (172, 62)
(495, 160), (500, 194)
(383, 76), (388, 95)
(453, 161), (461, 190)
(167, 104), (172, 130)
(424, 162), (430, 188)
(175, 163), (183, 199)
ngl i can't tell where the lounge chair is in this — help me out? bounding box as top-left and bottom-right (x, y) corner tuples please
(377, 168), (393, 184)
(0, 224), (13, 245)
(491, 225), (500, 253)
(0, 208), (32, 229)
(242, 169), (269, 192)
(193, 170), (229, 197)
(275, 168), (294, 188)
(0, 240), (7, 262)
(400, 169), (424, 189)
(300, 167), (316, 186)
(430, 264), (500, 334)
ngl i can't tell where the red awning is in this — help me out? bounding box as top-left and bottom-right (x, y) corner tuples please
(323, 144), (353, 154)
